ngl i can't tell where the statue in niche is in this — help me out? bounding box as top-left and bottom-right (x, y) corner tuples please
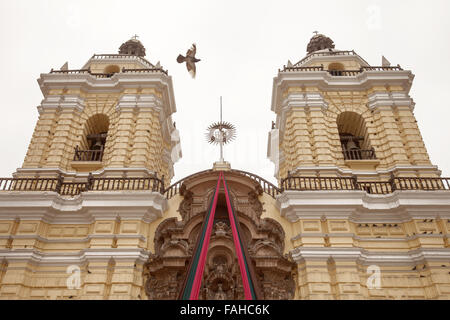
(213, 221), (230, 237)
(214, 283), (227, 300)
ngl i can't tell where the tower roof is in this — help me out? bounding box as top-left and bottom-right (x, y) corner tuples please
(119, 36), (146, 57)
(306, 32), (335, 54)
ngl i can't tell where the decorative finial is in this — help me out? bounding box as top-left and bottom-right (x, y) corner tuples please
(132, 34), (139, 40)
(313, 31), (319, 36)
(205, 96), (236, 163)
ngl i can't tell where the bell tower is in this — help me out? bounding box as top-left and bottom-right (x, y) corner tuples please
(18, 37), (181, 182)
(268, 33), (438, 182)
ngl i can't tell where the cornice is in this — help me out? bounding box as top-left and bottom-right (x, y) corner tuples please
(37, 73), (176, 116)
(275, 91), (328, 141)
(277, 190), (450, 222)
(296, 52), (371, 69)
(271, 70), (415, 114)
(0, 248), (151, 266)
(14, 167), (160, 179)
(0, 191), (167, 224)
(81, 55), (155, 70)
(37, 95), (86, 114)
(290, 247), (450, 265)
(367, 91), (415, 111)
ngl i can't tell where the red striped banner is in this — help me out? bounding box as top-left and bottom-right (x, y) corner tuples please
(179, 171), (259, 300)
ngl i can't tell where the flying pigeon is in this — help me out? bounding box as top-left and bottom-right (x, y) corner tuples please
(177, 43), (201, 78)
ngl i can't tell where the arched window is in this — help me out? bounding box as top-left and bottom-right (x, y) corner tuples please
(337, 112), (375, 160)
(74, 114), (110, 162)
(103, 65), (120, 77)
(328, 62), (345, 76)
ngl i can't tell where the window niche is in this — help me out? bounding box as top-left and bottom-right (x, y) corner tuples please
(103, 65), (121, 77)
(337, 112), (377, 162)
(72, 114), (110, 170)
(328, 62), (345, 76)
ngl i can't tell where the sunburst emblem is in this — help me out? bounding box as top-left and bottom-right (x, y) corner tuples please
(205, 121), (236, 145)
(205, 97), (236, 163)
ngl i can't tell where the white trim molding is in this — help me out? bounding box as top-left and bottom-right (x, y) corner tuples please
(290, 247), (450, 266)
(288, 165), (442, 178)
(271, 70), (415, 114)
(277, 190), (450, 221)
(0, 190), (167, 224)
(0, 248), (151, 267)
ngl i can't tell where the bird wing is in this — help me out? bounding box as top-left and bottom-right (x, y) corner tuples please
(186, 43), (196, 57)
(186, 59), (196, 78)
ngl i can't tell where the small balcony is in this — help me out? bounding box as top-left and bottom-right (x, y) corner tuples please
(342, 148), (376, 160)
(71, 133), (107, 171)
(73, 146), (104, 162)
(71, 146), (104, 171)
(342, 148), (379, 170)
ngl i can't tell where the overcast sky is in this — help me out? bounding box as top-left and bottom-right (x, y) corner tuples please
(1, 0), (449, 185)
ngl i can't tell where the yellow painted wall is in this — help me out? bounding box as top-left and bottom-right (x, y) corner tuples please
(260, 193), (450, 299)
(0, 195), (183, 300)
(279, 85), (434, 180)
(22, 89), (170, 180)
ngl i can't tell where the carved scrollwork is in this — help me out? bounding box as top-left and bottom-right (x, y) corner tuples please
(178, 189), (193, 221)
(144, 171), (296, 300)
(248, 190), (263, 218)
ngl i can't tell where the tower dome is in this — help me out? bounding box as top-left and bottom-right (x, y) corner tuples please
(119, 36), (146, 57)
(306, 32), (335, 54)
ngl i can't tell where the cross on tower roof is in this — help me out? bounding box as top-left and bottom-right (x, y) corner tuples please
(132, 34), (139, 40)
(313, 31), (319, 35)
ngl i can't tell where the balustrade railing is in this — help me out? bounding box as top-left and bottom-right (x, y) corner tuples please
(281, 176), (450, 194)
(328, 70), (361, 76)
(73, 147), (104, 162)
(0, 174), (164, 197)
(90, 54), (155, 69)
(164, 169), (281, 199)
(1, 172), (449, 198)
(49, 65), (168, 78)
(281, 66), (325, 72)
(394, 177), (450, 191)
(362, 66), (403, 71)
(282, 176), (357, 191)
(0, 177), (58, 192)
(122, 68), (168, 75)
(294, 50), (359, 66)
(343, 148), (376, 160)
(280, 64), (404, 75)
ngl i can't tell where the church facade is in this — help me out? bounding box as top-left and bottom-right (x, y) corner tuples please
(0, 35), (449, 300)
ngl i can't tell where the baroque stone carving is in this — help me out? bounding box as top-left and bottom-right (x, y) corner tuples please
(248, 190), (263, 218)
(143, 171), (296, 300)
(178, 189), (193, 220)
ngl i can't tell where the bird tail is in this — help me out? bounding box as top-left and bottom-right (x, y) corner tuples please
(176, 54), (185, 63)
(189, 69), (196, 78)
